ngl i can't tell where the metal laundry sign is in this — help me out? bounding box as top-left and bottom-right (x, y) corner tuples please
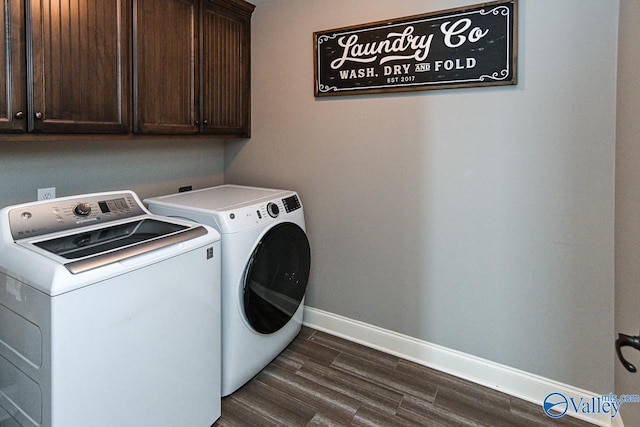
(313, 0), (517, 96)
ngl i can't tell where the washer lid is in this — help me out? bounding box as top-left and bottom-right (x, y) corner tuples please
(26, 218), (207, 274)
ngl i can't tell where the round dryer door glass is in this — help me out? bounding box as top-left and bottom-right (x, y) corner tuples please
(243, 222), (311, 334)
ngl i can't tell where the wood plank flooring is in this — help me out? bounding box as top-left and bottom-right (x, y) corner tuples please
(213, 327), (595, 426)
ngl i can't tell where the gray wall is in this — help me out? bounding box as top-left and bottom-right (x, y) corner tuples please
(0, 138), (225, 207)
(616, 0), (640, 423)
(1, 0), (633, 418)
(225, 0), (618, 394)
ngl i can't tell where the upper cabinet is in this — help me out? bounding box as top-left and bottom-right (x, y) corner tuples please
(29, 0), (130, 133)
(201, 0), (253, 137)
(1, 0), (130, 134)
(1, 0), (253, 137)
(0, 0), (26, 133)
(133, 0), (254, 137)
(27, 0), (130, 133)
(133, 0), (198, 134)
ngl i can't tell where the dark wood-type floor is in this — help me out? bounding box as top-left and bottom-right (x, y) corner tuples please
(213, 327), (595, 426)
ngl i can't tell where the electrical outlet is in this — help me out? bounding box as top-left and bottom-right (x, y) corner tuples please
(37, 187), (56, 201)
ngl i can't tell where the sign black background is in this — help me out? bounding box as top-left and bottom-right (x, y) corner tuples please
(314, 0), (517, 97)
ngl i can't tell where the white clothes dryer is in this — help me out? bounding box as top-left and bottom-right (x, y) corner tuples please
(145, 185), (311, 396)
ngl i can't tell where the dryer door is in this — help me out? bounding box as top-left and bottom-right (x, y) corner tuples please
(243, 222), (310, 334)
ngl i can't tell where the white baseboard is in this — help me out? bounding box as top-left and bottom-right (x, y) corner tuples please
(303, 306), (624, 427)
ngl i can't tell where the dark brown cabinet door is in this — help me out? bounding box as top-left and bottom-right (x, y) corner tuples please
(133, 0), (199, 134)
(134, 0), (253, 136)
(201, 0), (253, 137)
(28, 0), (130, 133)
(0, 0), (26, 132)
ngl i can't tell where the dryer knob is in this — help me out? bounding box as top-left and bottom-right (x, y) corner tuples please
(267, 202), (280, 218)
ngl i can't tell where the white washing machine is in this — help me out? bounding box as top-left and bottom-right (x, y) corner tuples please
(0, 191), (221, 427)
(145, 185), (311, 396)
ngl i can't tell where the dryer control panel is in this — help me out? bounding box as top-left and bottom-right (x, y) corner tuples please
(224, 195), (302, 231)
(282, 195), (301, 213)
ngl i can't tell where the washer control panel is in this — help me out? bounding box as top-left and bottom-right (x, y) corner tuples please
(73, 202), (93, 217)
(8, 192), (146, 241)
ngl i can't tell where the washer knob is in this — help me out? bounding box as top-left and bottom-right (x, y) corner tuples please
(73, 202), (92, 216)
(267, 202), (280, 218)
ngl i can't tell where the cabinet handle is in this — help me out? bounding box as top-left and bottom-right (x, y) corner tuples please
(14, 111), (24, 119)
(34, 111), (43, 120)
(203, 120), (208, 126)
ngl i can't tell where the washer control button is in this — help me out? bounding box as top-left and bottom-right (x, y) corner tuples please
(267, 202), (280, 218)
(73, 202), (92, 217)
